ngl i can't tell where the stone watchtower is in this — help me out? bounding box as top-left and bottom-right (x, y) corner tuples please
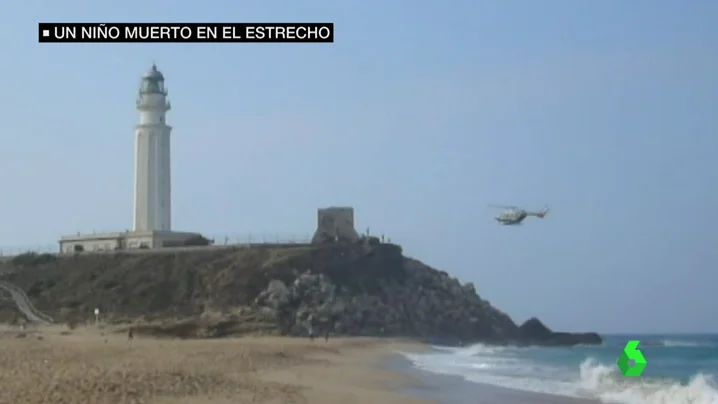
(311, 207), (360, 244)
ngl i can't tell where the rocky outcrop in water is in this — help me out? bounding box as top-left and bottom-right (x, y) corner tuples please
(517, 317), (602, 346)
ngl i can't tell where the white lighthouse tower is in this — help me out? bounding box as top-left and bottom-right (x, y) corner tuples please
(133, 64), (172, 232)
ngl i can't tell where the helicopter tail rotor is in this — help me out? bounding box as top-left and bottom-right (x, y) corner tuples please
(536, 207), (549, 218)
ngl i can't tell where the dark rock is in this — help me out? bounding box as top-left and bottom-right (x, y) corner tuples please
(519, 317), (553, 339)
(518, 317), (602, 346)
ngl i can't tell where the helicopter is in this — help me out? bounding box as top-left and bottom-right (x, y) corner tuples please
(490, 204), (549, 225)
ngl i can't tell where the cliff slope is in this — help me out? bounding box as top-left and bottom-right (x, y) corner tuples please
(0, 244), (600, 345)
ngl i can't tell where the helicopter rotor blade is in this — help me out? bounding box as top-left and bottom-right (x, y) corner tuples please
(488, 204), (517, 209)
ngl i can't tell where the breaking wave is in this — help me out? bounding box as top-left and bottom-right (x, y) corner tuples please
(659, 339), (715, 348)
(579, 358), (718, 404)
(401, 342), (718, 404)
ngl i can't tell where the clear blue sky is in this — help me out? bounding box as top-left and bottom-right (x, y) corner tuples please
(1, 1), (716, 334)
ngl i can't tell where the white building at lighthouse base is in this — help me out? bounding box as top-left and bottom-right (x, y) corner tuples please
(58, 230), (203, 253)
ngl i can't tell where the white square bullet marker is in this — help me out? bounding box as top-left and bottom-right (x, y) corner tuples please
(42, 29), (50, 37)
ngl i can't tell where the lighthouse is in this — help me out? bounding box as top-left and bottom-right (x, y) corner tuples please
(133, 64), (172, 232)
(58, 65), (202, 252)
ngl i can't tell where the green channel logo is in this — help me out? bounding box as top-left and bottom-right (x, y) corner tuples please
(616, 340), (647, 376)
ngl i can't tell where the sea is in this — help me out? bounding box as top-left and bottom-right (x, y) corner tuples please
(400, 334), (718, 404)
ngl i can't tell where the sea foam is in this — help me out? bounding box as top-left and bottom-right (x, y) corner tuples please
(401, 343), (718, 404)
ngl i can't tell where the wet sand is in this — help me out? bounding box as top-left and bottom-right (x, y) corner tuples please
(387, 354), (600, 404)
(258, 338), (433, 404)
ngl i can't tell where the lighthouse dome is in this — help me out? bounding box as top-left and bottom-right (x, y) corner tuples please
(143, 64), (164, 80)
(140, 64), (166, 94)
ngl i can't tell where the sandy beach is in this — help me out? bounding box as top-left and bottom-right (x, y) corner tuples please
(0, 325), (432, 404)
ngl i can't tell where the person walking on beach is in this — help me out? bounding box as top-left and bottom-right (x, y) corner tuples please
(127, 326), (134, 345)
(307, 314), (315, 341)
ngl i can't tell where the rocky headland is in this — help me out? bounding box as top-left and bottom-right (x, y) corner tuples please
(0, 242), (601, 346)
